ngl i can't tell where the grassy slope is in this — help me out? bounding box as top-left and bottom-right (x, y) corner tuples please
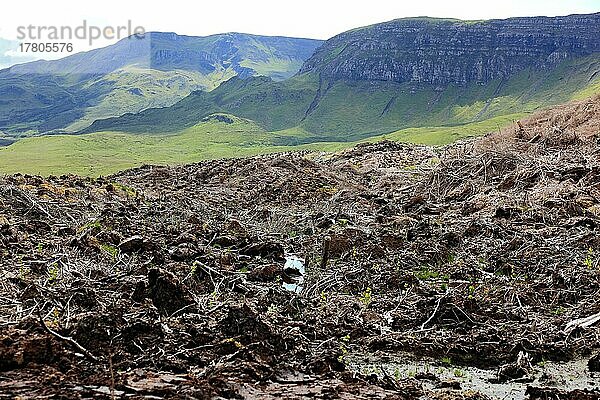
(82, 74), (319, 134)
(65, 67), (236, 132)
(299, 55), (600, 139)
(372, 113), (526, 146)
(85, 54), (600, 141)
(0, 116), (344, 176)
(2, 56), (599, 177)
(3, 60), (600, 177)
(0, 74), (93, 137)
(0, 113), (522, 177)
(0, 33), (323, 136)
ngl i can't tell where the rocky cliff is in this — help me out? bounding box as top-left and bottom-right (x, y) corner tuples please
(300, 13), (600, 85)
(76, 13), (600, 139)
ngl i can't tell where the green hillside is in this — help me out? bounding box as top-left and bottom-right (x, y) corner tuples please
(85, 14), (600, 143)
(0, 115), (336, 176)
(0, 32), (323, 136)
(4, 52), (598, 178)
(2, 14), (600, 177)
(86, 55), (600, 141)
(64, 67), (237, 132)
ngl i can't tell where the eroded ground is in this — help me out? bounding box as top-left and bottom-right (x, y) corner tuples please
(1, 97), (600, 399)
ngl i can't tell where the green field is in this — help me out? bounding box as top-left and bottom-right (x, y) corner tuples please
(0, 113), (524, 177)
(369, 113), (526, 146)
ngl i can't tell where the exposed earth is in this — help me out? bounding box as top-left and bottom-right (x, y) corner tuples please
(2, 97), (600, 399)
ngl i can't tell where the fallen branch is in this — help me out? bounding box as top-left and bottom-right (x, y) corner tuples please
(565, 312), (600, 332)
(420, 296), (444, 331)
(38, 312), (99, 362)
(1, 186), (53, 219)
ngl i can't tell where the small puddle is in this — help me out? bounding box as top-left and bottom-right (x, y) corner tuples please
(347, 353), (600, 400)
(282, 256), (305, 293)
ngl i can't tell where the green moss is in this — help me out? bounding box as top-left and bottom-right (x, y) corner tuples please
(100, 243), (119, 260)
(415, 267), (440, 281)
(77, 220), (103, 233)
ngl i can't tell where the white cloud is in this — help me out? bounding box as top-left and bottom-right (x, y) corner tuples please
(0, 39), (37, 69)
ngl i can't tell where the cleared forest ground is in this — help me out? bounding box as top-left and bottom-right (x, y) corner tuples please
(1, 96), (600, 399)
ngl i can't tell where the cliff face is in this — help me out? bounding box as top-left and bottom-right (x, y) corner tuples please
(300, 13), (600, 85)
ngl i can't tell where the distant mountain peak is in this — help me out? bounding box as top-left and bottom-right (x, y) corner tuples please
(0, 32), (323, 135)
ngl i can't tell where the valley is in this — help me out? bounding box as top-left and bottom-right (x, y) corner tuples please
(0, 113), (520, 176)
(1, 14), (599, 178)
(0, 32), (322, 136)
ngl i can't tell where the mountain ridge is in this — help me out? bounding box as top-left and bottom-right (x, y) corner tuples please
(84, 12), (600, 141)
(0, 32), (323, 137)
(2, 31), (322, 77)
(299, 12), (600, 85)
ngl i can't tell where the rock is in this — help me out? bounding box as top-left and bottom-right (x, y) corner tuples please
(526, 386), (600, 400)
(496, 364), (528, 382)
(131, 280), (147, 303)
(414, 372), (439, 381)
(436, 380), (461, 390)
(589, 353), (600, 372)
(300, 14), (600, 86)
(0, 330), (61, 370)
(486, 353), (534, 385)
(225, 219), (247, 236)
(169, 243), (202, 261)
(212, 235), (239, 247)
(201, 114), (234, 124)
(119, 235), (145, 252)
(248, 264), (283, 282)
(174, 232), (197, 245)
(147, 268), (194, 316)
(240, 242), (285, 261)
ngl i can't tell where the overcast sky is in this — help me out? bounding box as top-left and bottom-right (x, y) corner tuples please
(1, 0), (599, 67)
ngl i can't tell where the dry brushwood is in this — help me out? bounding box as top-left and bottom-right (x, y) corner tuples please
(1, 97), (600, 398)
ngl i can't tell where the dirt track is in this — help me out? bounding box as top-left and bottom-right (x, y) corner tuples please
(1, 97), (600, 399)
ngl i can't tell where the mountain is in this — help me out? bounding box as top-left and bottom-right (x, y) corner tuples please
(86, 13), (600, 141)
(300, 14), (600, 84)
(0, 32), (323, 137)
(6, 32), (321, 78)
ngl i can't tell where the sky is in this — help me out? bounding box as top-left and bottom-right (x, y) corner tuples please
(0, 0), (599, 67)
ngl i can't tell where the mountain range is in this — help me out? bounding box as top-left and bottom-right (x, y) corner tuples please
(84, 13), (600, 142)
(0, 32), (322, 138)
(0, 13), (599, 175)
